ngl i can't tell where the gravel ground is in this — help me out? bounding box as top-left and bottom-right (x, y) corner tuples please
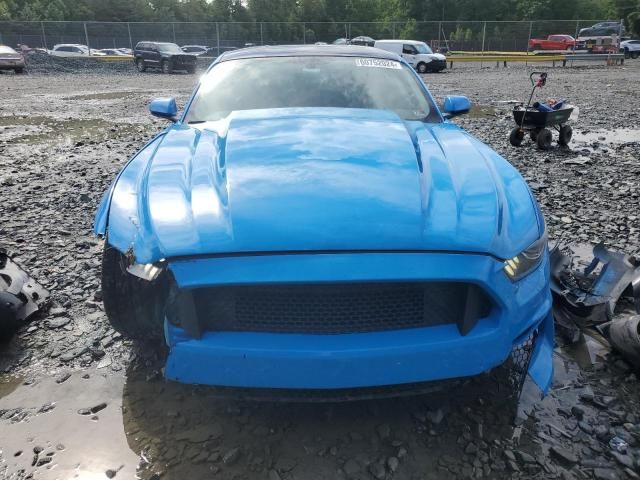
(0, 60), (639, 480)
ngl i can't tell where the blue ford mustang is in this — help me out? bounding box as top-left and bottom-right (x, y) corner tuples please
(95, 45), (554, 395)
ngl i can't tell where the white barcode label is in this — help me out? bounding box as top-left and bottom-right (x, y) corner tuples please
(355, 58), (402, 69)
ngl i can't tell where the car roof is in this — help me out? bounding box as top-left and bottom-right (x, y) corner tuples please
(219, 44), (401, 62)
(375, 39), (423, 45)
(137, 41), (177, 45)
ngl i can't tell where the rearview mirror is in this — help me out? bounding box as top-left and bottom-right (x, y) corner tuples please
(443, 95), (472, 118)
(149, 97), (178, 122)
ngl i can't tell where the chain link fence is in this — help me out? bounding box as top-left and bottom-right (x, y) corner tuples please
(0, 20), (613, 54)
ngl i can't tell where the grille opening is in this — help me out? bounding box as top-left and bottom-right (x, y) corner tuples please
(188, 282), (493, 335)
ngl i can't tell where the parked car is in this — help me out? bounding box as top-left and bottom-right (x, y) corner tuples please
(374, 39), (446, 73)
(591, 21), (623, 29)
(98, 48), (130, 56)
(332, 38), (350, 45)
(0, 45), (26, 73)
(117, 48), (133, 55)
(579, 22), (625, 38)
(528, 35), (575, 51)
(621, 39), (640, 59)
(351, 36), (375, 47)
(49, 44), (90, 57)
(133, 41), (197, 73)
(95, 45), (553, 397)
(181, 45), (210, 56)
(199, 46), (237, 57)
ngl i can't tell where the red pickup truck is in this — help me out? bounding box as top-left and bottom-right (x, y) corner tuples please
(528, 35), (576, 51)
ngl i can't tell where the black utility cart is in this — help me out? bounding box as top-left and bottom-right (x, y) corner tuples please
(509, 72), (573, 150)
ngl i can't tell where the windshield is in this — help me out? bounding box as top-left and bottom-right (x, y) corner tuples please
(186, 56), (439, 123)
(414, 43), (434, 54)
(158, 43), (183, 54)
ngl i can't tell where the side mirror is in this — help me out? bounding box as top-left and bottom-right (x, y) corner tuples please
(443, 95), (472, 118)
(149, 97), (178, 122)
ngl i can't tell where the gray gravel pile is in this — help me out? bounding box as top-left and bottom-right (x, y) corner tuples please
(23, 50), (138, 74)
(0, 64), (639, 479)
(18, 50), (212, 75)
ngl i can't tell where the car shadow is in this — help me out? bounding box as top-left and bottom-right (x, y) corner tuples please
(122, 345), (538, 480)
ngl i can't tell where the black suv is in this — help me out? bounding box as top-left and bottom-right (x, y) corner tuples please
(578, 22), (625, 38)
(134, 41), (197, 74)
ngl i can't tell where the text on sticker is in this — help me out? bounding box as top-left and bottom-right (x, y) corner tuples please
(355, 58), (402, 69)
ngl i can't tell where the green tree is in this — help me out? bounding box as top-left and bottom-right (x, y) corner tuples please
(0, 0), (13, 20)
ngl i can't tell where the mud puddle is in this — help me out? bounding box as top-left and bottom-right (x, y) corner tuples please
(0, 115), (145, 144)
(0, 345), (631, 480)
(573, 127), (640, 146)
(468, 105), (499, 118)
(64, 91), (158, 101)
(0, 370), (137, 479)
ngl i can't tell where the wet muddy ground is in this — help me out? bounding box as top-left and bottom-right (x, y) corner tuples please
(1, 62), (640, 479)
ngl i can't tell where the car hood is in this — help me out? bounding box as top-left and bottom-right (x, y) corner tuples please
(103, 108), (540, 264)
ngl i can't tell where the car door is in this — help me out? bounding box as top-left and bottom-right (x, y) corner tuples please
(402, 44), (418, 66)
(139, 43), (150, 62)
(551, 36), (564, 49)
(147, 44), (160, 65)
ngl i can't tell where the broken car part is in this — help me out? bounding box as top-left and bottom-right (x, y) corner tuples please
(608, 315), (640, 368)
(550, 243), (640, 337)
(0, 249), (50, 339)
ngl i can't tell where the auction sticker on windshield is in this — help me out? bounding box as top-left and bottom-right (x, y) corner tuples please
(355, 58), (402, 69)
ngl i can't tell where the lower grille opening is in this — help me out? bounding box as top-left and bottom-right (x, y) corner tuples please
(181, 282), (493, 336)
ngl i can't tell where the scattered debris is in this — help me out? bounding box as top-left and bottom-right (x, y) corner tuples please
(550, 243), (640, 342)
(0, 249), (50, 340)
(607, 315), (640, 368)
(609, 436), (629, 454)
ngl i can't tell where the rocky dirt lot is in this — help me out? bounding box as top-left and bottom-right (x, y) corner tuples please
(0, 60), (639, 480)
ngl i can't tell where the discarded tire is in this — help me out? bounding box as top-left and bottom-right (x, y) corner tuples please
(608, 315), (640, 368)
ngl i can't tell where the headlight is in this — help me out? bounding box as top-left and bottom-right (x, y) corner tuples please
(503, 233), (547, 281)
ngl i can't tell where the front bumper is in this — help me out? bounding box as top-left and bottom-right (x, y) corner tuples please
(163, 252), (554, 393)
(0, 60), (25, 70)
(430, 59), (447, 71)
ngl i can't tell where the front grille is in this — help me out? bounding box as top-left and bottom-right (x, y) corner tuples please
(507, 328), (539, 392)
(187, 282), (492, 335)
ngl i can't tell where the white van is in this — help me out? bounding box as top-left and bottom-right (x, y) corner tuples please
(373, 40), (446, 73)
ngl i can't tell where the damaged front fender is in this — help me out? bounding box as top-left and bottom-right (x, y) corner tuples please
(93, 135), (165, 261)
